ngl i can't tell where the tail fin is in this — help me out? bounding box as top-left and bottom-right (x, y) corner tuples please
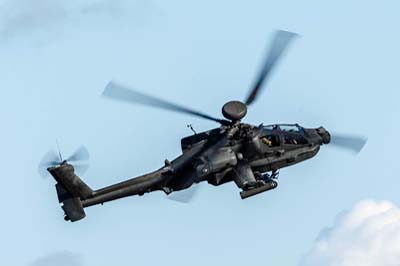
(48, 162), (93, 222)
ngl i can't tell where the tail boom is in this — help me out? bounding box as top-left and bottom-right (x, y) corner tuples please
(48, 162), (172, 222)
(82, 167), (171, 208)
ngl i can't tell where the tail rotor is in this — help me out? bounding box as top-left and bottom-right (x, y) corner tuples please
(38, 145), (90, 179)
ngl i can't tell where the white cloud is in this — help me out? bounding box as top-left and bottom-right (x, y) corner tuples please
(301, 200), (400, 266)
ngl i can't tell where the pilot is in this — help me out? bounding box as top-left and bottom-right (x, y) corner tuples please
(261, 137), (273, 146)
(285, 137), (298, 145)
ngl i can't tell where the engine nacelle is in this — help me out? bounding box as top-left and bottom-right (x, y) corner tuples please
(195, 148), (237, 175)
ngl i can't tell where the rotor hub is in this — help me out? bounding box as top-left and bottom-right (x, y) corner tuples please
(222, 101), (247, 121)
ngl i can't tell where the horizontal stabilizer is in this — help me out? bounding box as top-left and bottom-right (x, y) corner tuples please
(61, 197), (86, 222)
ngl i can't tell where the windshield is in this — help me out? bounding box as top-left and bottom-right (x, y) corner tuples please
(260, 125), (276, 136)
(262, 124), (302, 133)
(279, 125), (300, 132)
(260, 124), (307, 146)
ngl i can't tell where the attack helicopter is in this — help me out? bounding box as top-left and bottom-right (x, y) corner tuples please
(39, 30), (366, 222)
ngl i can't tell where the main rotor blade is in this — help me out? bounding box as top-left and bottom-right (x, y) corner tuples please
(167, 185), (199, 203)
(103, 81), (227, 124)
(67, 146), (90, 163)
(245, 30), (298, 105)
(330, 134), (367, 154)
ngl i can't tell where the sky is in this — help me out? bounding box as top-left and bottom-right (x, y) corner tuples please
(1, 0), (400, 265)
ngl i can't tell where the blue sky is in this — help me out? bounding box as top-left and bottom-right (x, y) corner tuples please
(1, 0), (400, 265)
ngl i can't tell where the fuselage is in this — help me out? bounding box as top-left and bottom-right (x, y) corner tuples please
(166, 123), (330, 192)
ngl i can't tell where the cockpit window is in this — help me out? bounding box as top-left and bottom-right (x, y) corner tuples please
(261, 125), (273, 135)
(262, 125), (274, 131)
(260, 125), (278, 136)
(261, 124), (307, 147)
(280, 125), (300, 132)
(261, 124), (302, 134)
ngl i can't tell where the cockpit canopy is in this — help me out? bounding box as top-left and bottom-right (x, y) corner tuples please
(260, 124), (307, 147)
(261, 123), (303, 133)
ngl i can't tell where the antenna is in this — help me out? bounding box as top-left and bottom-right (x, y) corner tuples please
(187, 124), (197, 135)
(56, 139), (63, 162)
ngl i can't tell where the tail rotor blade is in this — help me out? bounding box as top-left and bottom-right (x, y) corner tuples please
(38, 150), (60, 179)
(66, 146), (90, 175)
(330, 134), (367, 154)
(67, 146), (90, 163)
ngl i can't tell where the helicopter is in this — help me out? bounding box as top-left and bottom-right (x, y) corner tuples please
(39, 30), (366, 222)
